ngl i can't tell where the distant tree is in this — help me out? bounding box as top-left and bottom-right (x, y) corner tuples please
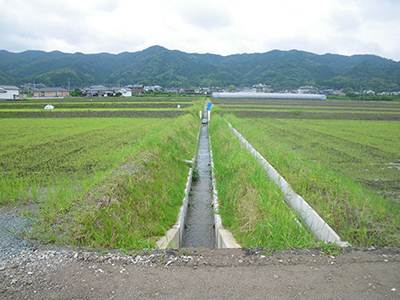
(70, 88), (83, 97)
(229, 85), (235, 92)
(342, 87), (354, 94)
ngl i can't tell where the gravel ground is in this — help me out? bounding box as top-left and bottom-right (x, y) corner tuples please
(1, 214), (400, 299)
(0, 215), (34, 261)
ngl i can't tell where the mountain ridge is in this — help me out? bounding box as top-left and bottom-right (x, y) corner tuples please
(0, 46), (399, 92)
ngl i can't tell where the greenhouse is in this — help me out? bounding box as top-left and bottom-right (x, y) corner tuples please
(212, 92), (327, 100)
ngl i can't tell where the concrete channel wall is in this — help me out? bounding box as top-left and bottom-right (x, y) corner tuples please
(156, 118), (202, 249)
(226, 121), (350, 247)
(156, 167), (193, 249)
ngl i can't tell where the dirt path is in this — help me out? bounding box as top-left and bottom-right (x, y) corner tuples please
(1, 247), (399, 299)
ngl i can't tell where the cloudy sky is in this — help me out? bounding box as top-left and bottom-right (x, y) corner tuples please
(1, 0), (400, 61)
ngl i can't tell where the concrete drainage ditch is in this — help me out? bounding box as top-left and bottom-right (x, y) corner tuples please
(156, 102), (240, 249)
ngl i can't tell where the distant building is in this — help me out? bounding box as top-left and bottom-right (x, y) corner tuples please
(131, 85), (144, 95)
(320, 89), (334, 95)
(117, 87), (132, 97)
(298, 86), (317, 94)
(199, 88), (211, 94)
(212, 92), (327, 100)
(180, 88), (195, 94)
(143, 85), (163, 92)
(0, 85), (20, 100)
(32, 87), (70, 98)
(82, 85), (114, 97)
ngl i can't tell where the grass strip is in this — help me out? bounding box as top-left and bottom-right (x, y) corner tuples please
(209, 115), (318, 249)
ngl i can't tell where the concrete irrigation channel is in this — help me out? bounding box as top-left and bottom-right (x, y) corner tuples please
(157, 102), (240, 249)
(181, 112), (215, 248)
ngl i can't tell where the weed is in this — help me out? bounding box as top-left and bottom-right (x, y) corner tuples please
(192, 168), (200, 181)
(318, 242), (343, 256)
(291, 109), (303, 116)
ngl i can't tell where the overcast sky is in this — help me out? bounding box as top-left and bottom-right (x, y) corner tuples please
(1, 0), (400, 61)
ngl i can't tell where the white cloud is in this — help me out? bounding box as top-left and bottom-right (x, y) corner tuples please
(0, 0), (399, 60)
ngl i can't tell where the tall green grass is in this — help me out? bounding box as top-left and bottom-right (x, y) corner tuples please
(67, 114), (199, 248)
(209, 116), (318, 249)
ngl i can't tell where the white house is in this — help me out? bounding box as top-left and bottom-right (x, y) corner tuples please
(0, 85), (20, 100)
(118, 87), (132, 97)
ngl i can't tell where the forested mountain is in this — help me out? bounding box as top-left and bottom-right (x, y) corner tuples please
(1, 46), (400, 92)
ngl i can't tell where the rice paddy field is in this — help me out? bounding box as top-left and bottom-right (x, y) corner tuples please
(1, 95), (400, 250)
(0, 96), (201, 248)
(213, 98), (400, 121)
(210, 98), (400, 247)
(0, 97), (194, 118)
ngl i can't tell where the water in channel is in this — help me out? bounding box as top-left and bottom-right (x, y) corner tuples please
(182, 111), (215, 248)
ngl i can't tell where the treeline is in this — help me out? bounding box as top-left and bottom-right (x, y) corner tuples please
(0, 47), (399, 92)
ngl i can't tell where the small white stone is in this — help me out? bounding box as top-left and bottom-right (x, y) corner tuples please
(165, 261), (173, 266)
(391, 288), (396, 292)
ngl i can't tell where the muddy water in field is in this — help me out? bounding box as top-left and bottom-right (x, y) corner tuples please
(182, 121), (215, 248)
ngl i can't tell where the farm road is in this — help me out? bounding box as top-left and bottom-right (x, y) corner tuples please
(1, 246), (399, 299)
